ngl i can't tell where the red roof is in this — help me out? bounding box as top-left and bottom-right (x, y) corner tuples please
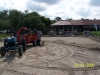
(51, 20), (100, 26)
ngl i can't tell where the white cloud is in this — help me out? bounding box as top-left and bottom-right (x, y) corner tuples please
(0, 0), (27, 11)
(0, 0), (100, 19)
(26, 1), (46, 11)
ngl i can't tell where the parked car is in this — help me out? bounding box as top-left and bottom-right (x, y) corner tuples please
(2, 30), (7, 34)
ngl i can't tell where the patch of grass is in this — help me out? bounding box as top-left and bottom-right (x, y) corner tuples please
(91, 31), (100, 37)
(0, 34), (8, 38)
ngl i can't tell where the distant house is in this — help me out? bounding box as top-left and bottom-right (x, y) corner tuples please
(51, 19), (100, 32)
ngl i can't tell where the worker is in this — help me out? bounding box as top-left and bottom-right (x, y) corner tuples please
(9, 29), (18, 41)
(37, 32), (41, 46)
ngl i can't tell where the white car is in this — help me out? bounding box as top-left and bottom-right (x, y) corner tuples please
(2, 30), (7, 34)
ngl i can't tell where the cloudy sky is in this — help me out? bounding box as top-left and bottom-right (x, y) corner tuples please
(0, 0), (100, 20)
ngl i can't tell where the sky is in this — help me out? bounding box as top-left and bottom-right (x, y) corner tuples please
(0, 0), (100, 20)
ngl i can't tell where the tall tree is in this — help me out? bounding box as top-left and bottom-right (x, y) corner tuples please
(0, 10), (8, 20)
(54, 17), (62, 21)
(51, 20), (56, 24)
(0, 9), (52, 34)
(0, 10), (11, 30)
(8, 9), (24, 28)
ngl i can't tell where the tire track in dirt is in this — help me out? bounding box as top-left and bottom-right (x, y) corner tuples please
(1, 42), (75, 75)
(0, 53), (26, 75)
(0, 40), (100, 75)
(73, 52), (100, 63)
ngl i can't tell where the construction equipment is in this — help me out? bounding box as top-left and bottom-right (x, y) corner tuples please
(0, 27), (38, 56)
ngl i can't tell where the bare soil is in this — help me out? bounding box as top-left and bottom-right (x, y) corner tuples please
(0, 37), (100, 75)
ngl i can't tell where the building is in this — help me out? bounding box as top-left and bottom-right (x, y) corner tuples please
(51, 19), (100, 32)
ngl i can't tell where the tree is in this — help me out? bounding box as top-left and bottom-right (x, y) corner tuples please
(51, 20), (56, 24)
(27, 11), (40, 17)
(0, 20), (11, 30)
(54, 17), (62, 21)
(29, 16), (45, 30)
(8, 9), (24, 28)
(40, 16), (51, 27)
(0, 9), (52, 34)
(0, 10), (11, 30)
(0, 10), (8, 20)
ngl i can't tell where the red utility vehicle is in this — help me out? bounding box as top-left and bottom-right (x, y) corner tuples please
(17, 27), (38, 51)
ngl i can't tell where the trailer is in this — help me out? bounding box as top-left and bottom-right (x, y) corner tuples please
(17, 27), (38, 51)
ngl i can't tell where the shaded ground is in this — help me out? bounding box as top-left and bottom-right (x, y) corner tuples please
(0, 37), (100, 75)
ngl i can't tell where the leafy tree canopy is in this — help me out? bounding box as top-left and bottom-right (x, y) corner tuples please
(0, 9), (58, 34)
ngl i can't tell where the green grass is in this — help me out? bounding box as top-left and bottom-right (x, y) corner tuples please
(91, 31), (100, 37)
(0, 34), (8, 38)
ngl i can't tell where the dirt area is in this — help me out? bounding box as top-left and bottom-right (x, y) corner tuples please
(0, 37), (100, 75)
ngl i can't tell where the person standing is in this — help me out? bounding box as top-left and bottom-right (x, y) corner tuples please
(37, 32), (41, 46)
(9, 29), (18, 41)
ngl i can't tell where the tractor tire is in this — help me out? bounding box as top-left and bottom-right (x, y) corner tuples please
(33, 41), (35, 46)
(18, 46), (23, 56)
(0, 47), (6, 56)
(33, 40), (37, 46)
(4, 38), (7, 48)
(22, 38), (26, 52)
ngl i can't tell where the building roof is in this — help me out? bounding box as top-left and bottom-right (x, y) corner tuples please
(51, 20), (100, 26)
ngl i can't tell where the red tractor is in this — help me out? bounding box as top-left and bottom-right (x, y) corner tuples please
(17, 26), (38, 51)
